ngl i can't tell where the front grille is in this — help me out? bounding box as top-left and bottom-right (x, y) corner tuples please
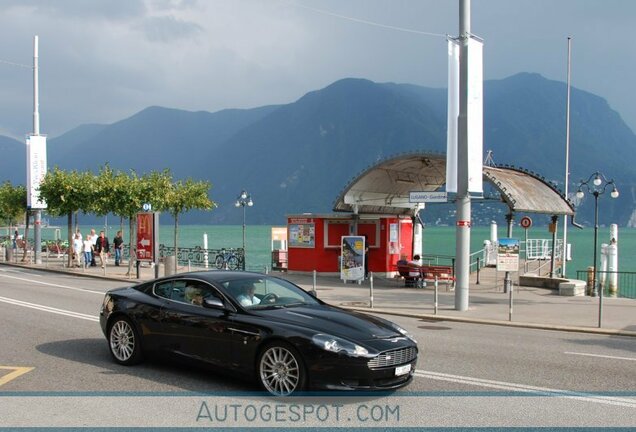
(367, 346), (417, 369)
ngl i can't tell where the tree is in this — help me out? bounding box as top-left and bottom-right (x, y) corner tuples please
(165, 178), (215, 265)
(0, 182), (27, 256)
(38, 168), (94, 267)
(106, 169), (172, 276)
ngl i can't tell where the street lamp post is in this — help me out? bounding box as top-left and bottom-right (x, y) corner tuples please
(576, 172), (619, 306)
(235, 190), (253, 268)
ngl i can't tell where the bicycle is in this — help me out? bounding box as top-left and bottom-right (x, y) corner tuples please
(214, 248), (240, 270)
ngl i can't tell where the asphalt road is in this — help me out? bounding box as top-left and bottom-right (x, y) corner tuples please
(0, 267), (634, 428)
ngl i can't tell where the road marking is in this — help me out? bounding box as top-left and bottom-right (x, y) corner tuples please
(415, 370), (636, 408)
(0, 296), (99, 322)
(0, 272), (105, 295)
(564, 351), (636, 362)
(0, 366), (35, 387)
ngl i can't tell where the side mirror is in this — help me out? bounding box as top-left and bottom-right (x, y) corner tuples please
(203, 297), (225, 309)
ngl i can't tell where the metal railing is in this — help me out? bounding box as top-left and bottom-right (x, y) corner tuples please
(576, 270), (636, 299)
(121, 244), (246, 271)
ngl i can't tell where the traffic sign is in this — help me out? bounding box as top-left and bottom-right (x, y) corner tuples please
(142, 203), (152, 212)
(520, 216), (533, 229)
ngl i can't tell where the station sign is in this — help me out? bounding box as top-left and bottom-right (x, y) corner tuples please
(409, 191), (448, 203)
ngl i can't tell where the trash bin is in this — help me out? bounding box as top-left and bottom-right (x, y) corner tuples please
(6, 247), (13, 262)
(164, 255), (176, 276)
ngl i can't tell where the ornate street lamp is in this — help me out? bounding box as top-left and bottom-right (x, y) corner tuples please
(576, 172), (619, 302)
(235, 190), (253, 267)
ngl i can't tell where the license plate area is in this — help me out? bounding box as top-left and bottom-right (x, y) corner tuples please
(394, 364), (411, 376)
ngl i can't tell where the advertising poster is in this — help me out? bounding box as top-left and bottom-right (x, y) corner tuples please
(340, 236), (365, 282)
(497, 237), (520, 272)
(288, 223), (315, 248)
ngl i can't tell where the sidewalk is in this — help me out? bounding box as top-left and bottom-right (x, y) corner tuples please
(1, 254), (635, 337)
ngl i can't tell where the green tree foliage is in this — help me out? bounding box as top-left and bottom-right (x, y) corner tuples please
(38, 168), (94, 267)
(165, 178), (215, 262)
(0, 181), (27, 228)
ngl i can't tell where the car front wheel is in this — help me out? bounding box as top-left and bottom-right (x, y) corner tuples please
(108, 316), (143, 365)
(257, 342), (306, 395)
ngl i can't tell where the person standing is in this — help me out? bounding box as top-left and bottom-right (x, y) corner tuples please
(72, 233), (83, 267)
(95, 231), (110, 268)
(83, 234), (93, 269)
(113, 231), (123, 266)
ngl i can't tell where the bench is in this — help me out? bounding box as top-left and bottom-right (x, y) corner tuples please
(396, 261), (455, 288)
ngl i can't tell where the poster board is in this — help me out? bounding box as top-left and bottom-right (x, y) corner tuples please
(340, 236), (365, 282)
(497, 238), (520, 272)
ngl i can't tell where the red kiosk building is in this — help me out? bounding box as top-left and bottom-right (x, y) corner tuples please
(285, 214), (414, 276)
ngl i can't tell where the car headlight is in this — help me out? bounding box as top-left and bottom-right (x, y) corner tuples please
(312, 334), (373, 358)
(392, 324), (417, 343)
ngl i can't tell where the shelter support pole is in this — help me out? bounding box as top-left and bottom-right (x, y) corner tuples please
(504, 212), (514, 294)
(549, 215), (558, 278)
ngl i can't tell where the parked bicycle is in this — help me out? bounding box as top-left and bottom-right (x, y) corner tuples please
(214, 248), (241, 270)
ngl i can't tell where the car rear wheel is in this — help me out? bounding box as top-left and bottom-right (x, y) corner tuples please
(108, 316), (143, 365)
(258, 342), (306, 396)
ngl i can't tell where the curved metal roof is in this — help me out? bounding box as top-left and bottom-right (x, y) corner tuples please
(332, 152), (574, 216)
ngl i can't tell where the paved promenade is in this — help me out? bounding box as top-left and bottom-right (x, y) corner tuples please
(1, 254), (635, 337)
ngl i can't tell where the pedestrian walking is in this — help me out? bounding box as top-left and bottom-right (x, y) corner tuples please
(72, 233), (83, 267)
(95, 231), (110, 268)
(113, 230), (124, 266)
(90, 228), (97, 266)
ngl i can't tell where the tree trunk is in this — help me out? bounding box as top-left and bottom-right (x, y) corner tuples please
(174, 213), (179, 271)
(67, 212), (73, 267)
(126, 217), (135, 277)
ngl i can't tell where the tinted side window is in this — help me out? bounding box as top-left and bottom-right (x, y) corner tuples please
(154, 281), (173, 299)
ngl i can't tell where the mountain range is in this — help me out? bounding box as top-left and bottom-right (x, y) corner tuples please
(2, 72), (635, 227)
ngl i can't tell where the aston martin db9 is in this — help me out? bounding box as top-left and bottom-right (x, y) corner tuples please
(99, 271), (418, 395)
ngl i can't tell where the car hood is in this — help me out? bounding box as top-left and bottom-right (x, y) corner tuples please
(251, 304), (403, 342)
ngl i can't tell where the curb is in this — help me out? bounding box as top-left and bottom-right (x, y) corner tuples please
(3, 262), (635, 337)
(339, 306), (636, 338)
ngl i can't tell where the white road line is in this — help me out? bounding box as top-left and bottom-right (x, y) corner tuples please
(564, 351), (636, 362)
(0, 272), (106, 295)
(0, 296), (99, 322)
(415, 370), (636, 408)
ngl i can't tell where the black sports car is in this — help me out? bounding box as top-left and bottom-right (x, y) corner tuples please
(99, 271), (418, 395)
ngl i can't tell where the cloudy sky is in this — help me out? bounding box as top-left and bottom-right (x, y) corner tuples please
(1, 0), (634, 139)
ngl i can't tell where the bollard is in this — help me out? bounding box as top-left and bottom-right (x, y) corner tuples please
(188, 259), (191, 272)
(476, 257), (480, 285)
(136, 260), (141, 279)
(264, 265), (268, 275)
(434, 276), (438, 315)
(313, 270), (317, 295)
(369, 272), (374, 309)
(509, 281), (514, 322)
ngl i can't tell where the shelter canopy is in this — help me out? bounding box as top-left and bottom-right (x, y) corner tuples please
(332, 152), (574, 217)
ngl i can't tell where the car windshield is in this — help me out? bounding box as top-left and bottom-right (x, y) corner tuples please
(222, 276), (319, 310)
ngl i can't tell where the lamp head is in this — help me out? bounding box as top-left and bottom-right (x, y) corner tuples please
(247, 199), (254, 207)
(240, 190), (248, 200)
(235, 201), (241, 207)
(593, 174), (602, 186)
(576, 189), (584, 199)
(610, 187), (619, 199)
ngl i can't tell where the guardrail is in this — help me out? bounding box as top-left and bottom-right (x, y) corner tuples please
(122, 245), (246, 271)
(576, 270), (636, 299)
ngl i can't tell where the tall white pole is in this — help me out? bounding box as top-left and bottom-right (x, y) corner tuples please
(455, 0), (471, 311)
(33, 35), (42, 265)
(562, 37), (572, 277)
